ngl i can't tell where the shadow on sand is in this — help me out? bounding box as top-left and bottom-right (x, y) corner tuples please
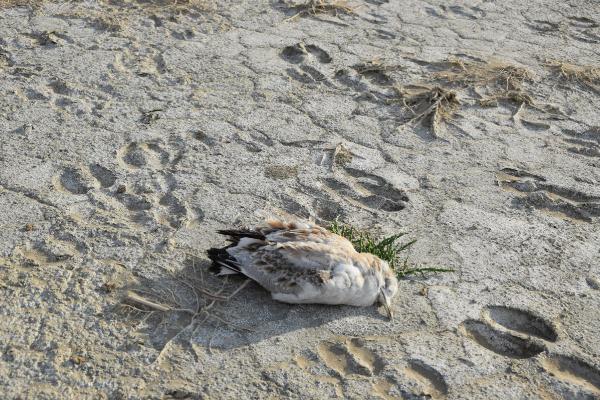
(117, 255), (389, 355)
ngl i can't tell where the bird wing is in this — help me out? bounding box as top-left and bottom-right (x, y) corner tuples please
(260, 219), (356, 252)
(218, 220), (355, 252)
(217, 220), (386, 305)
(228, 240), (354, 295)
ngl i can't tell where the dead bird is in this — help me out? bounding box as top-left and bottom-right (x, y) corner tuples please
(207, 219), (398, 319)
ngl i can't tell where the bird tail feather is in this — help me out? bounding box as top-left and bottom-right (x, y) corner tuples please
(207, 246), (242, 275)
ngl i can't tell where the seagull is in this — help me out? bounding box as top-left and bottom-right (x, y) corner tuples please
(207, 219), (398, 319)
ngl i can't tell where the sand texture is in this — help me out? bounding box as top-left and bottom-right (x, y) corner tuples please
(0, 0), (599, 398)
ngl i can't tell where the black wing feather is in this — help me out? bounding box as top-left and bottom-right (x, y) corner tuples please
(217, 229), (266, 242)
(207, 229), (266, 275)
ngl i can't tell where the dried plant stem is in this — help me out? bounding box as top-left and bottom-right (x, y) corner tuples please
(545, 60), (600, 93)
(285, 0), (356, 21)
(434, 58), (533, 92)
(126, 279), (250, 315)
(126, 291), (171, 312)
(391, 85), (460, 137)
(124, 276), (251, 365)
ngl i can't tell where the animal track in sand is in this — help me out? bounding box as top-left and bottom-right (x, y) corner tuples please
(460, 306), (556, 359)
(541, 354), (600, 396)
(8, 236), (82, 293)
(55, 167), (97, 194)
(312, 336), (448, 399)
(313, 336), (391, 398)
(334, 61), (396, 96)
(88, 163), (117, 188)
(365, 0), (389, 5)
(281, 43), (332, 64)
(317, 337), (383, 377)
(280, 43), (334, 86)
(52, 139), (195, 230)
(118, 141), (171, 170)
(312, 195), (347, 221)
(459, 306), (600, 397)
(16, 238), (78, 267)
(566, 16), (599, 44)
(445, 4), (486, 20)
(496, 167), (600, 222)
(562, 127), (600, 159)
(115, 140), (193, 229)
(286, 351), (344, 397)
(156, 190), (190, 229)
(322, 167), (409, 212)
(460, 319), (546, 359)
(113, 175), (191, 229)
(526, 15), (599, 44)
(482, 306), (558, 342)
(372, 377), (399, 400)
(424, 3), (485, 20)
(275, 194), (311, 219)
(403, 360), (448, 399)
(54, 163), (116, 194)
(353, 64), (395, 86)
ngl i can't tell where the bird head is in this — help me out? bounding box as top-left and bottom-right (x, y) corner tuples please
(378, 264), (398, 320)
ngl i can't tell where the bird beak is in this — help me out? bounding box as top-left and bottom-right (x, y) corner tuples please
(381, 291), (394, 320)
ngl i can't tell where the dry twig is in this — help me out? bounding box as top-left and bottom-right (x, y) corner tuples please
(353, 58), (402, 75)
(122, 257), (252, 363)
(285, 0), (356, 21)
(434, 58), (533, 92)
(545, 60), (600, 93)
(390, 85), (460, 137)
(331, 143), (353, 170)
(432, 58), (535, 109)
(479, 90), (535, 107)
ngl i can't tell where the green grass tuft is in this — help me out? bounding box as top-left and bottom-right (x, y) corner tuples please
(328, 218), (453, 278)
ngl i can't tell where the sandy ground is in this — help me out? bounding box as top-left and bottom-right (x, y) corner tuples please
(0, 0), (599, 398)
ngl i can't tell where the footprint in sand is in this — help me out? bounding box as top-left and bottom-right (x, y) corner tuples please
(54, 139), (196, 230)
(311, 336), (448, 399)
(562, 127), (600, 159)
(496, 167), (600, 222)
(322, 167), (409, 213)
(402, 360), (448, 399)
(54, 163), (116, 194)
(115, 140), (195, 229)
(317, 337), (384, 378)
(461, 305), (600, 398)
(280, 43), (335, 86)
(541, 354), (600, 397)
(118, 141), (171, 170)
(460, 305), (557, 359)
